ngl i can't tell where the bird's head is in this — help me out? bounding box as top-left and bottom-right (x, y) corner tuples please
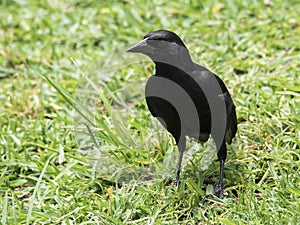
(127, 30), (191, 67)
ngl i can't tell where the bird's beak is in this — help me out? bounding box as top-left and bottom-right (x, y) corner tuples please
(126, 37), (154, 54)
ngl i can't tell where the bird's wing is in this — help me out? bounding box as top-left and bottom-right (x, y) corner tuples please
(215, 76), (237, 144)
(190, 68), (237, 143)
(218, 91), (234, 116)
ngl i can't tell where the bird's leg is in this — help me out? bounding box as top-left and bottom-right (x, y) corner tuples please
(174, 138), (186, 187)
(214, 159), (225, 198)
(174, 150), (183, 187)
(214, 141), (227, 198)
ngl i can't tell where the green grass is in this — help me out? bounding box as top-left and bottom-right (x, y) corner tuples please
(0, 0), (299, 224)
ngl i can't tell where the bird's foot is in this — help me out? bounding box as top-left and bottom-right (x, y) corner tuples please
(202, 183), (224, 203)
(174, 179), (180, 187)
(213, 183), (224, 199)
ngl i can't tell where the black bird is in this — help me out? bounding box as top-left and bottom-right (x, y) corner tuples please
(127, 30), (237, 198)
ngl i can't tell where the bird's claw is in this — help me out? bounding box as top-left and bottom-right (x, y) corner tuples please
(202, 184), (224, 203)
(213, 183), (224, 199)
(174, 179), (180, 187)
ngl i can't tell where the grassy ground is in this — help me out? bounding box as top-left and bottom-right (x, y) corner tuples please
(1, 0), (299, 224)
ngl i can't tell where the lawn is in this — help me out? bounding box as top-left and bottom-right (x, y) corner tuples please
(0, 0), (299, 224)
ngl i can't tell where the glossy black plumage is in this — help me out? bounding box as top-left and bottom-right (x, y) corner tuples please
(127, 30), (237, 198)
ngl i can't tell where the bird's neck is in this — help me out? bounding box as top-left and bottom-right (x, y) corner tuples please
(154, 60), (194, 78)
(154, 50), (194, 75)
